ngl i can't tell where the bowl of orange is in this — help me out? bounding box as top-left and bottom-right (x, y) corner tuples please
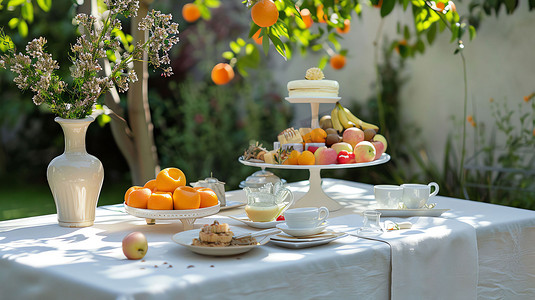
(124, 168), (221, 230)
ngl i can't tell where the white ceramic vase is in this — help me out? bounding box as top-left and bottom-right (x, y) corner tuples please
(47, 117), (104, 227)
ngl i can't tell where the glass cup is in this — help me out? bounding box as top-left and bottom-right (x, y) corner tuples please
(401, 182), (439, 209)
(374, 185), (403, 209)
(358, 210), (383, 236)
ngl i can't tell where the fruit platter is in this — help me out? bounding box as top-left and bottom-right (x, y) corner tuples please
(240, 68), (391, 211)
(123, 167), (221, 230)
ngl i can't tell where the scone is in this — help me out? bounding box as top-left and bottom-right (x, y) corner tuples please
(287, 67), (339, 98)
(192, 221), (234, 246)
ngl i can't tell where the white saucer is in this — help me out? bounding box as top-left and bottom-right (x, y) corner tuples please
(276, 223), (328, 237)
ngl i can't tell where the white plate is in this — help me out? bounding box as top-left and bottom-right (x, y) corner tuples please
(270, 233), (347, 249)
(238, 153), (390, 170)
(219, 201), (246, 210)
(376, 208), (450, 217)
(172, 228), (269, 256)
(124, 203), (220, 219)
(270, 230), (345, 242)
(276, 223), (328, 237)
(228, 215), (284, 229)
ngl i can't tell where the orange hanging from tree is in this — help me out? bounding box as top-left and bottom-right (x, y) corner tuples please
(251, 0), (279, 27)
(330, 54), (346, 70)
(211, 63), (235, 85)
(182, 3), (201, 23)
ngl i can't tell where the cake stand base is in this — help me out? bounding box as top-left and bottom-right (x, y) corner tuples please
(291, 168), (343, 212)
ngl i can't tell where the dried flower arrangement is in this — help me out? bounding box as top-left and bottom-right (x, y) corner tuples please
(0, 0), (179, 119)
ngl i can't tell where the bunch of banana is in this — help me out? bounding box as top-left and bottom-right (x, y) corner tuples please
(330, 102), (379, 132)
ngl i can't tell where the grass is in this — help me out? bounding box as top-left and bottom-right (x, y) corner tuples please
(0, 183), (127, 221)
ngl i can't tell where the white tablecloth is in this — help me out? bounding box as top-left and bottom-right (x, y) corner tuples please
(1, 179), (534, 299)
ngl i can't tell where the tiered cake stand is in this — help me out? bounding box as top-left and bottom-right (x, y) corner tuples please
(239, 154), (390, 211)
(239, 96), (391, 212)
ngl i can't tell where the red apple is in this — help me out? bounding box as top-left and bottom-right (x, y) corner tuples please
(314, 146), (338, 165)
(122, 232), (148, 260)
(354, 141), (376, 163)
(342, 127), (365, 148)
(371, 141), (385, 160)
(337, 150), (356, 164)
(372, 134), (388, 152)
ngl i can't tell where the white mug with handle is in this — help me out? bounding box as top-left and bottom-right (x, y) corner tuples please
(401, 182), (439, 209)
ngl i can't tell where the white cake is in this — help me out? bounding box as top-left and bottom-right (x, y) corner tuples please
(287, 68), (339, 97)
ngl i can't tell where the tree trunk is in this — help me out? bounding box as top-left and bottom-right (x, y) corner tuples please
(85, 0), (160, 186)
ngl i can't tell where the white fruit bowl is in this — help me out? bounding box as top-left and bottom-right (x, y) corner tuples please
(124, 203), (221, 230)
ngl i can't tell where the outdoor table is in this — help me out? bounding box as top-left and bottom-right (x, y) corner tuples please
(1, 179), (534, 300)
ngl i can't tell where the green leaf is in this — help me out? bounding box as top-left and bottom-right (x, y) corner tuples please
(198, 5), (212, 20)
(416, 39), (425, 53)
(403, 25), (411, 40)
(222, 51), (234, 60)
(21, 2), (34, 23)
(8, 18), (19, 29)
(283, 0), (300, 19)
(97, 114), (111, 127)
(427, 22), (437, 44)
(7, 0), (25, 7)
(269, 32), (286, 59)
(36, 0), (51, 12)
(402, 0), (410, 10)
(248, 23), (261, 39)
(398, 44), (409, 57)
(245, 43), (255, 55)
(229, 41), (241, 54)
(237, 38), (246, 47)
(262, 29), (270, 55)
(380, 0), (395, 17)
(529, 0), (535, 10)
(18, 20), (28, 37)
(328, 33), (341, 51)
(318, 55), (329, 69)
(469, 25), (476, 40)
(340, 49), (348, 56)
(504, 0), (517, 13)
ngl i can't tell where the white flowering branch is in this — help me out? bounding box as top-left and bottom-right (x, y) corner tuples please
(0, 0), (179, 119)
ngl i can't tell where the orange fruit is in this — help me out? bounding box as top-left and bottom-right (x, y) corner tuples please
(173, 186), (201, 210)
(252, 29), (263, 45)
(156, 167), (186, 192)
(251, 0), (279, 28)
(449, 1), (456, 12)
(373, 0), (383, 8)
(310, 128), (327, 143)
(284, 150), (301, 165)
(211, 63), (235, 85)
(300, 8), (313, 29)
(336, 19), (351, 34)
(127, 188), (152, 209)
(147, 192), (174, 210)
(317, 5), (328, 23)
(143, 179), (157, 192)
(196, 187), (219, 208)
(182, 3), (201, 23)
(436, 1), (446, 11)
(298, 151), (315, 165)
(330, 54), (346, 70)
(124, 186), (143, 203)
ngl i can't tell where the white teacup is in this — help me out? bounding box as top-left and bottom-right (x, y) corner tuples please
(401, 182), (439, 209)
(374, 185), (404, 209)
(284, 207), (329, 229)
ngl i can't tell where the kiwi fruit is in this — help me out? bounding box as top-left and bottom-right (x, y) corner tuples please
(363, 128), (376, 141)
(325, 128), (338, 136)
(325, 133), (341, 147)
